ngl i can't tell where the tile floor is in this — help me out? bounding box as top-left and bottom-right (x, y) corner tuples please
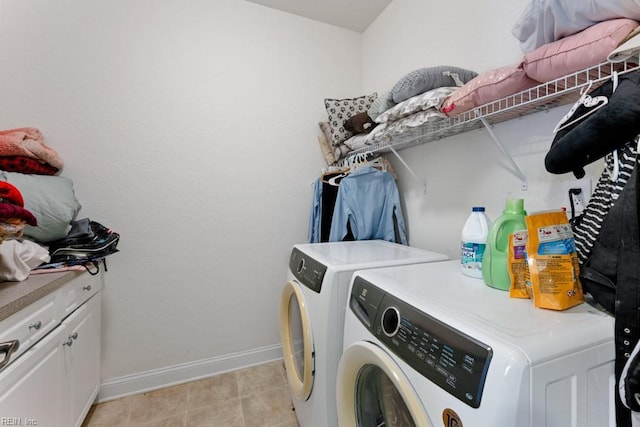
(82, 360), (300, 427)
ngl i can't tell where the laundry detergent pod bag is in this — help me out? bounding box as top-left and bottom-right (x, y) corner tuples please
(525, 210), (583, 310)
(545, 70), (640, 179)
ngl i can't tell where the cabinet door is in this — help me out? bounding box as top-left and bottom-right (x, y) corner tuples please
(0, 324), (66, 426)
(63, 293), (102, 427)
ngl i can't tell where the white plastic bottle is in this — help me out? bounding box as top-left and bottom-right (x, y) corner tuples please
(461, 206), (492, 278)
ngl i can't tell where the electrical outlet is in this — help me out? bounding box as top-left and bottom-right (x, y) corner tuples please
(573, 177), (592, 202)
(569, 188), (586, 215)
(564, 177), (591, 218)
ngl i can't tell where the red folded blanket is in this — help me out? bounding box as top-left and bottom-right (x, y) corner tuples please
(0, 155), (59, 175)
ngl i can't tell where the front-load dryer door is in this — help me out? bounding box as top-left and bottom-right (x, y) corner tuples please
(337, 341), (433, 427)
(279, 280), (314, 401)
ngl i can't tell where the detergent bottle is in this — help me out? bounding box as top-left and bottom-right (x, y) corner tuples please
(482, 198), (527, 290)
(460, 207), (492, 279)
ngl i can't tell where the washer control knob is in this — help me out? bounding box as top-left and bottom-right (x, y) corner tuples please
(381, 306), (401, 337)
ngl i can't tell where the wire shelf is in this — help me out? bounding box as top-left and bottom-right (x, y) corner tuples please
(345, 57), (640, 161)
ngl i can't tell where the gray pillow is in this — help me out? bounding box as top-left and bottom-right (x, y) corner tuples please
(390, 66), (478, 103)
(0, 171), (81, 243)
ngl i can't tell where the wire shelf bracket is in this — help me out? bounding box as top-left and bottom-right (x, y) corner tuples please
(387, 144), (428, 195)
(477, 111), (528, 191)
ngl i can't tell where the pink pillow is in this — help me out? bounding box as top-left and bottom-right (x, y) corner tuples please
(441, 63), (539, 117)
(524, 18), (639, 83)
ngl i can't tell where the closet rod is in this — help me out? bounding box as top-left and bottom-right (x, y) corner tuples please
(477, 112), (528, 191)
(387, 145), (427, 195)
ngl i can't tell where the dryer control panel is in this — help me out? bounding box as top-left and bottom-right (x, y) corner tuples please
(350, 276), (493, 408)
(289, 248), (327, 294)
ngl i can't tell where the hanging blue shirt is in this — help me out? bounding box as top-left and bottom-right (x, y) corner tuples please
(308, 178), (322, 243)
(328, 166), (407, 244)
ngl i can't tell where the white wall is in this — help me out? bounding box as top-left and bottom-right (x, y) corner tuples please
(0, 0), (362, 394)
(363, 0), (604, 258)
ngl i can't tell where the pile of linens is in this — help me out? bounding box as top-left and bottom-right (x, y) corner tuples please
(317, 0), (640, 165)
(0, 127), (83, 281)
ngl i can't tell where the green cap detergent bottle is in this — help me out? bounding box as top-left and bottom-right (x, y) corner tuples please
(482, 198), (527, 290)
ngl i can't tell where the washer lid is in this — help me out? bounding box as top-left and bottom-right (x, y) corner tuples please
(292, 241), (448, 271)
(355, 260), (614, 365)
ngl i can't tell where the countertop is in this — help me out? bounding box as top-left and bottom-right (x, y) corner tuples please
(0, 271), (84, 322)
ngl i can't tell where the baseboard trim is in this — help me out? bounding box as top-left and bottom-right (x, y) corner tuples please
(96, 344), (283, 403)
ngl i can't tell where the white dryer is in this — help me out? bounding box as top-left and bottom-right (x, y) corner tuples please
(337, 260), (616, 427)
(279, 241), (448, 427)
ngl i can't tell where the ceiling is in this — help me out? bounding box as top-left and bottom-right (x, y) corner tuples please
(245, 0), (393, 33)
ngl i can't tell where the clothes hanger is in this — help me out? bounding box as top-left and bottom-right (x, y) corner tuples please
(322, 165), (345, 175)
(553, 73), (618, 134)
(322, 169), (349, 185)
(327, 173), (347, 186)
(368, 157), (386, 170)
(350, 152), (382, 171)
(321, 164), (350, 183)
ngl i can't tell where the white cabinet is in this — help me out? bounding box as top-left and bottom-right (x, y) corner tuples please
(0, 322), (66, 426)
(63, 294), (102, 427)
(0, 272), (102, 427)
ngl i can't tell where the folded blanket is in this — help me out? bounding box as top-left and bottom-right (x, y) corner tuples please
(0, 155), (59, 175)
(0, 128), (63, 170)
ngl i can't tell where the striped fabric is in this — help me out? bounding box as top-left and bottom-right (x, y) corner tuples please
(572, 138), (638, 264)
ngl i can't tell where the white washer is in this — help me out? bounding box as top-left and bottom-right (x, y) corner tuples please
(279, 241), (448, 427)
(337, 260), (616, 427)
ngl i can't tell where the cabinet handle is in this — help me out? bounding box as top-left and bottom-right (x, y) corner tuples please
(28, 321), (42, 330)
(0, 340), (20, 370)
(82, 285), (92, 291)
(63, 332), (78, 347)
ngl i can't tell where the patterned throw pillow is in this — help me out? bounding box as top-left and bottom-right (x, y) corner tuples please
(324, 93), (377, 146)
(375, 86), (457, 124)
(383, 109), (447, 136)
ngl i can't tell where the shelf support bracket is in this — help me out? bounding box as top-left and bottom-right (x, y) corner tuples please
(477, 112), (528, 191)
(387, 144), (427, 195)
